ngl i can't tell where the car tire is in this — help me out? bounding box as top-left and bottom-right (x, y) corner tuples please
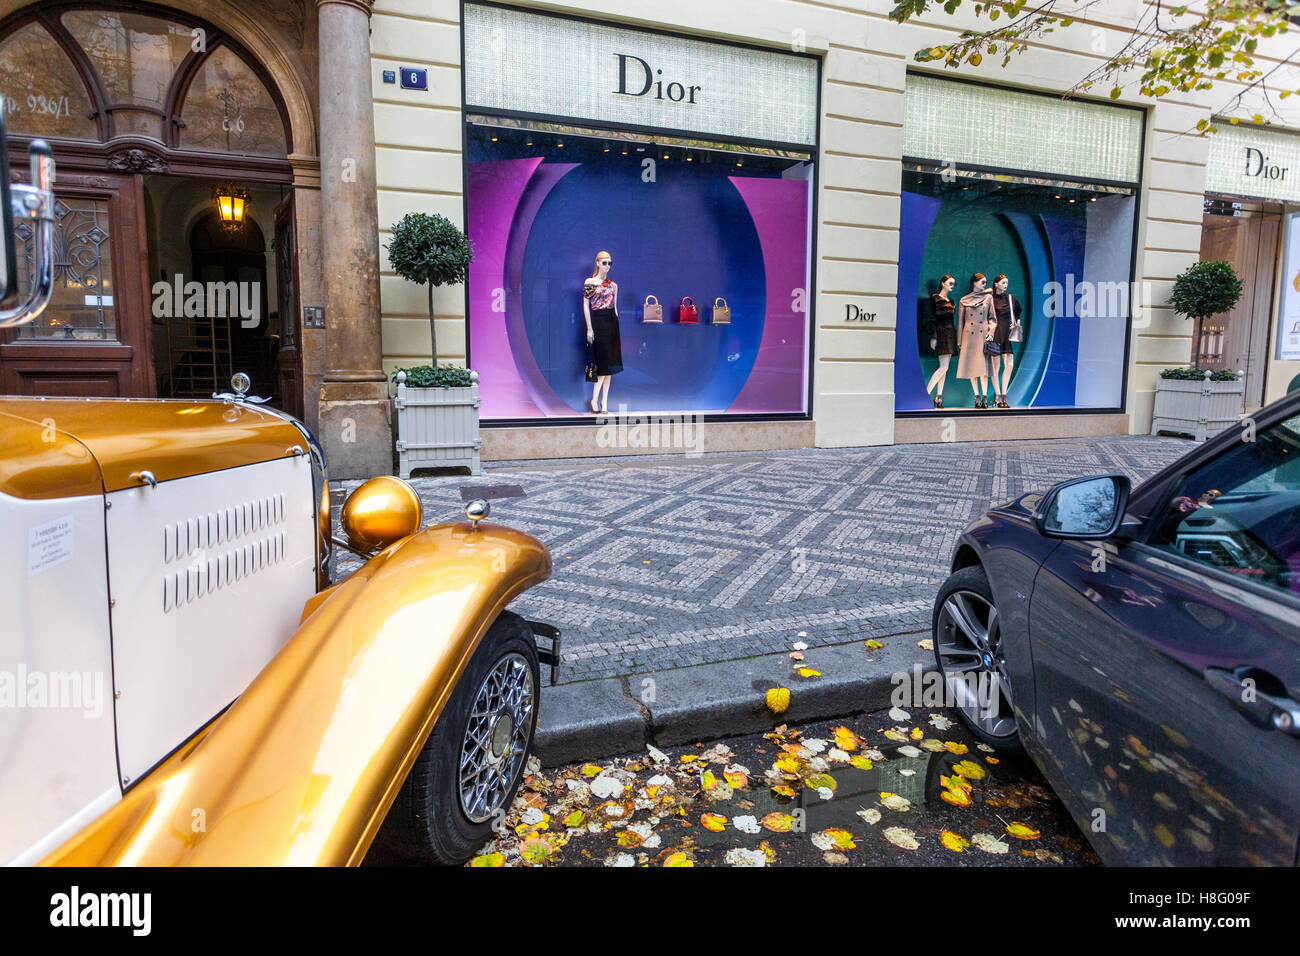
(374, 610), (539, 865)
(932, 565), (1025, 755)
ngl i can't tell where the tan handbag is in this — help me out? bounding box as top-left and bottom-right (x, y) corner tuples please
(642, 294), (663, 323)
(710, 297), (731, 325)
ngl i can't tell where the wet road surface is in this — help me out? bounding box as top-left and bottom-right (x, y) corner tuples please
(459, 705), (1101, 867)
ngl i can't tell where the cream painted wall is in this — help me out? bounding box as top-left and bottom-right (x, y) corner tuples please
(369, 0), (1300, 446)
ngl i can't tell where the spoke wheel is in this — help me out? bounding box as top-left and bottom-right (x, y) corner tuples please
(371, 611), (540, 866)
(933, 568), (1021, 748)
(458, 652), (535, 823)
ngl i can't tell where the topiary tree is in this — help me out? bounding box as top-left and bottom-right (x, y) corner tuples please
(385, 212), (474, 367)
(1170, 260), (1243, 368)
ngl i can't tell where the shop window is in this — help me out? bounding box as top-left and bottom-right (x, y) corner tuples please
(464, 122), (813, 420)
(0, 22), (97, 140)
(180, 46), (286, 157)
(896, 166), (1136, 412)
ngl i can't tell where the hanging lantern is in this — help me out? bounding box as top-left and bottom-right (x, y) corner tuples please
(212, 181), (249, 233)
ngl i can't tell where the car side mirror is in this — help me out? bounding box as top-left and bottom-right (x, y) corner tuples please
(0, 112), (57, 327)
(1034, 474), (1131, 540)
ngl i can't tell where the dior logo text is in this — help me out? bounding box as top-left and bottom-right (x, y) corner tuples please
(151, 273), (261, 328)
(1244, 147), (1288, 181)
(614, 54), (701, 104)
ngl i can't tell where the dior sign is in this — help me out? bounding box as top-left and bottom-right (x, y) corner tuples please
(1244, 146), (1289, 182)
(614, 54), (701, 104)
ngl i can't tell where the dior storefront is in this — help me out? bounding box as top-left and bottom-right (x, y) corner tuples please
(457, 3), (818, 428)
(1198, 124), (1300, 408)
(894, 75), (1145, 419)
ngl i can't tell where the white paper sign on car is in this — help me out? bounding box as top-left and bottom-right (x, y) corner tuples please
(28, 514), (74, 576)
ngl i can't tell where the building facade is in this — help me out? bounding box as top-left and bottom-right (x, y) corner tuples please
(3, 0), (1299, 476)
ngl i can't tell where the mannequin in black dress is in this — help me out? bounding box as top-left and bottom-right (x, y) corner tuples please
(924, 274), (957, 408)
(987, 274), (1022, 408)
(583, 250), (622, 413)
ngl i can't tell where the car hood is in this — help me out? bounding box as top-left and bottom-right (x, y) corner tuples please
(0, 398), (303, 499)
(993, 490), (1043, 519)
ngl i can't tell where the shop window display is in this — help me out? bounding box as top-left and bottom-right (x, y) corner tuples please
(465, 122), (813, 420)
(896, 166), (1137, 412)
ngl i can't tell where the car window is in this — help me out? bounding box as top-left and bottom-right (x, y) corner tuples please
(1148, 414), (1300, 596)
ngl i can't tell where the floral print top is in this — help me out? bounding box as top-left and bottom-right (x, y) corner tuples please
(584, 279), (616, 310)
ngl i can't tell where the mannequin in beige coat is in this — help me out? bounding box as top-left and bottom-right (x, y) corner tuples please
(957, 273), (996, 408)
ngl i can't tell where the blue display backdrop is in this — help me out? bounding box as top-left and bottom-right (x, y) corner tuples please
(514, 161), (767, 413)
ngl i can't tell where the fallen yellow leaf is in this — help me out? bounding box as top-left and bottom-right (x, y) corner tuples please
(761, 812), (796, 832)
(563, 810), (587, 828)
(701, 813), (727, 832)
(1006, 822), (1041, 840)
(470, 852), (505, 867)
(765, 687), (791, 715)
(520, 837), (553, 864)
(941, 830), (971, 852)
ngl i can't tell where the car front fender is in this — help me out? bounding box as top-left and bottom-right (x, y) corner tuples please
(40, 520), (551, 867)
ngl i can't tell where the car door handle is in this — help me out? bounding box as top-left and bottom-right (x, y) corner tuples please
(1203, 667), (1300, 736)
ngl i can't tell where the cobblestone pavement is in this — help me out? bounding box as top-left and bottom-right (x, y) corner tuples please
(336, 436), (1192, 684)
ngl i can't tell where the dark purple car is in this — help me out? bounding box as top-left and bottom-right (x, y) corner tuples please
(934, 391), (1300, 866)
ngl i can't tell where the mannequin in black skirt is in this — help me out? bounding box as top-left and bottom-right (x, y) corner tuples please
(924, 274), (957, 408)
(583, 250), (623, 413)
(988, 274), (1022, 409)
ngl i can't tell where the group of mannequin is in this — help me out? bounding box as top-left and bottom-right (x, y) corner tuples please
(924, 272), (1022, 409)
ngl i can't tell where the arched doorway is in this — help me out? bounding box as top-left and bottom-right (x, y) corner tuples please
(0, 2), (305, 414)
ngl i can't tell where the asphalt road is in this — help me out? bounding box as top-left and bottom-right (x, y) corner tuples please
(453, 705), (1101, 867)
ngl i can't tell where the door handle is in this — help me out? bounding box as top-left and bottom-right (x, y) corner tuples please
(1204, 667), (1300, 736)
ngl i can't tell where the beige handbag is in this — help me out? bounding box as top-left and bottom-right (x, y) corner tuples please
(642, 294), (663, 323)
(710, 297), (731, 325)
(1007, 294), (1022, 343)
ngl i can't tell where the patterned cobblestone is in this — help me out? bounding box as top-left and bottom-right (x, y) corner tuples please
(336, 435), (1191, 684)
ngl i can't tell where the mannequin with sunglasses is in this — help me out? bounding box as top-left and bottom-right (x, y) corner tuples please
(583, 251), (623, 413)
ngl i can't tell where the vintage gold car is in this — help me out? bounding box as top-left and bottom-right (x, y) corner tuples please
(1, 132), (558, 867)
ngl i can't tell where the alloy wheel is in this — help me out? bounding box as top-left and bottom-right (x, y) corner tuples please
(458, 652), (535, 823)
(935, 589), (1017, 739)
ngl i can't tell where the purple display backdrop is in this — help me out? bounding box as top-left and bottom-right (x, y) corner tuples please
(727, 177), (810, 413)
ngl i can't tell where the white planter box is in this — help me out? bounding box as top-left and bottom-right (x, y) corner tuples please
(1151, 372), (1243, 442)
(393, 371), (482, 476)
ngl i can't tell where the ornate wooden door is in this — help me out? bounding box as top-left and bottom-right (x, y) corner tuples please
(0, 168), (154, 396)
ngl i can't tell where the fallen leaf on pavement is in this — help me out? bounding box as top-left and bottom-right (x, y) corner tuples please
(972, 833), (1009, 854)
(883, 826), (920, 850)
(1006, 822), (1041, 840)
(941, 830), (971, 852)
(765, 687), (791, 715)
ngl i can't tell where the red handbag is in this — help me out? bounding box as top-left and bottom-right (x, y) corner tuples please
(678, 296), (699, 324)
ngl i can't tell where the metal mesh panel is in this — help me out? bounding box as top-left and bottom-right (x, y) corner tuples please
(903, 74), (1143, 184)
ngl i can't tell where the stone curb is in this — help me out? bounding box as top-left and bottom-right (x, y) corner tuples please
(534, 630), (936, 766)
